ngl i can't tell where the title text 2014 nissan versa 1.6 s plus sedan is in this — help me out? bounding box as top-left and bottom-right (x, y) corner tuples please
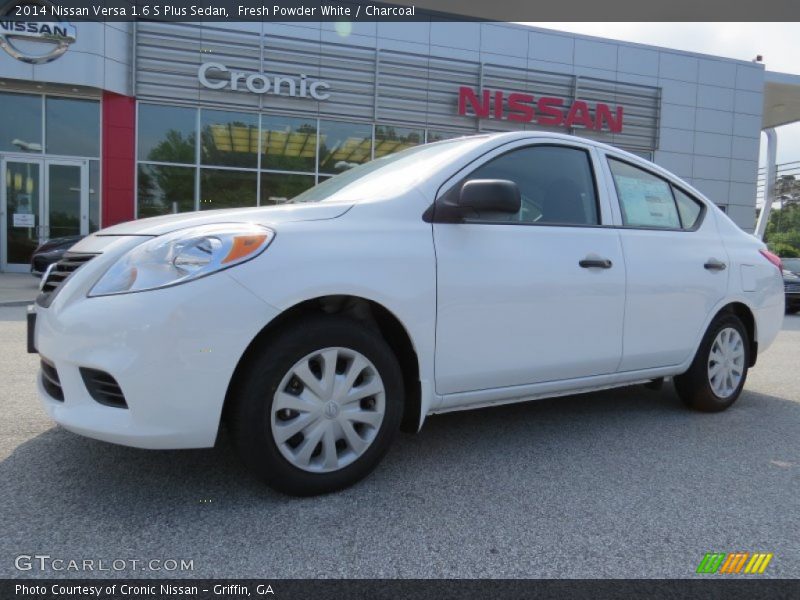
(30, 132), (784, 495)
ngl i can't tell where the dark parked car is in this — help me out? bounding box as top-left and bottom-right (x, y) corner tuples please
(782, 257), (800, 277)
(780, 257), (800, 314)
(785, 271), (800, 314)
(30, 235), (84, 276)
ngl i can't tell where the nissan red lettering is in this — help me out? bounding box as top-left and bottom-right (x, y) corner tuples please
(457, 86), (624, 133)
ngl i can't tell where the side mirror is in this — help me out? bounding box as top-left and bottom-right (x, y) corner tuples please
(458, 179), (521, 215)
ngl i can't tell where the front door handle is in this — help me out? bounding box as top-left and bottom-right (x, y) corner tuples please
(704, 259), (727, 271)
(579, 257), (613, 269)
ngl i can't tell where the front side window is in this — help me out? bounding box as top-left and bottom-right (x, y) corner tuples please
(608, 159), (680, 229)
(456, 145), (600, 226)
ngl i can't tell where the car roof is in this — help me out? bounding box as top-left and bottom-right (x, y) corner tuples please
(478, 130), (645, 161)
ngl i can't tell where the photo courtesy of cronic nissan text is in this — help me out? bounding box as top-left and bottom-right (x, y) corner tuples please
(0, 0), (798, 599)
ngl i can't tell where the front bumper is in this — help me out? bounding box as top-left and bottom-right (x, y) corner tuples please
(34, 271), (280, 449)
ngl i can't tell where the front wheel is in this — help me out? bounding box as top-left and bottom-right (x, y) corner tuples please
(228, 316), (404, 496)
(674, 313), (750, 412)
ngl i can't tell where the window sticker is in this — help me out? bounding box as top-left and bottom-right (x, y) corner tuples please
(616, 175), (680, 228)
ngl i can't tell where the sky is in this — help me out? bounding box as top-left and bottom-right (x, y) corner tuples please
(522, 23), (800, 174)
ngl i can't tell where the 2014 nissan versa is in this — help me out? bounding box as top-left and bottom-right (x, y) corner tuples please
(30, 132), (784, 495)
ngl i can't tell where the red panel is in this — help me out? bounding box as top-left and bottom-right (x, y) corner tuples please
(104, 128), (135, 160)
(101, 91), (136, 227)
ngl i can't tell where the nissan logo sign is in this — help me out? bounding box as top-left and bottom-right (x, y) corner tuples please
(0, 1), (76, 64)
(198, 62), (331, 101)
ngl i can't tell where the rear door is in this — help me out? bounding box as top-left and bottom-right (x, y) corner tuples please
(433, 140), (626, 396)
(600, 154), (730, 371)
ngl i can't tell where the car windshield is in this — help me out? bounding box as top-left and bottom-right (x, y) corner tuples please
(289, 137), (483, 204)
(783, 257), (800, 271)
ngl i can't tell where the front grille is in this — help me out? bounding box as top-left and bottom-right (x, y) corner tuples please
(37, 252), (97, 308)
(40, 359), (64, 401)
(785, 283), (800, 293)
(80, 368), (128, 409)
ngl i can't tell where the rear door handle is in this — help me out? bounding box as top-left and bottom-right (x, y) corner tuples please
(579, 257), (613, 269)
(704, 259), (727, 271)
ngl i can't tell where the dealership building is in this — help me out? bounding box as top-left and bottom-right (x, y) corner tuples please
(1, 17), (799, 271)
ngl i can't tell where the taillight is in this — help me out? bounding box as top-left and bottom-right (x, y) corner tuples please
(759, 249), (782, 271)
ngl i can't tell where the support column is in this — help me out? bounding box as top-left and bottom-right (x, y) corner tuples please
(101, 91), (136, 227)
(755, 127), (777, 240)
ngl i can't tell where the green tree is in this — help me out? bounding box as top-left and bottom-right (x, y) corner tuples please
(776, 175), (800, 204)
(765, 202), (800, 257)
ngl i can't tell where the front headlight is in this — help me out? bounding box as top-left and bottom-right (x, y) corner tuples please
(89, 223), (274, 297)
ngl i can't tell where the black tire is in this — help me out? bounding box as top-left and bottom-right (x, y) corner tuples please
(228, 315), (404, 496)
(674, 312), (750, 413)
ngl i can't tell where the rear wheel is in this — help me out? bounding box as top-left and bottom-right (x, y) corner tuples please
(228, 315), (404, 496)
(674, 313), (750, 412)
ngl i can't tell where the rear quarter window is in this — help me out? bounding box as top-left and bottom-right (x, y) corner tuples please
(672, 187), (705, 230)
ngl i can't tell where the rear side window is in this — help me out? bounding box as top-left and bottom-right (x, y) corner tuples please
(608, 159), (680, 229)
(673, 187), (704, 229)
(461, 145), (599, 225)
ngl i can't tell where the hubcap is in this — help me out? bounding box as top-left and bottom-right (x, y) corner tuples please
(707, 327), (745, 399)
(270, 347), (386, 473)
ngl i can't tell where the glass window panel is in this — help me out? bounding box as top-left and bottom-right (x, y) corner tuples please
(459, 145), (599, 225)
(89, 160), (100, 232)
(200, 169), (257, 210)
(426, 129), (462, 143)
(47, 164), (82, 239)
(138, 103), (196, 163)
(608, 159), (680, 229)
(260, 172), (315, 206)
(137, 164), (195, 218)
(0, 92), (42, 153)
(374, 125), (423, 158)
(261, 115), (317, 172)
(201, 109), (258, 168)
(4, 161), (40, 264)
(318, 120), (372, 174)
(45, 97), (100, 157)
(673, 187), (703, 229)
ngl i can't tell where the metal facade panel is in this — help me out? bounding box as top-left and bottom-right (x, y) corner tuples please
(135, 22), (662, 152)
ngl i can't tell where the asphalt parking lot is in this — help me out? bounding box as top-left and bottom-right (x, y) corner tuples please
(1, 305), (798, 579)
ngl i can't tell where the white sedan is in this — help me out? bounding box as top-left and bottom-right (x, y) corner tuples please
(30, 132), (784, 495)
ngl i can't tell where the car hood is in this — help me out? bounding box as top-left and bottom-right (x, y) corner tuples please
(96, 202), (353, 237)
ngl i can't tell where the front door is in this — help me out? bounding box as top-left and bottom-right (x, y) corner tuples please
(1, 157), (88, 272)
(433, 142), (627, 400)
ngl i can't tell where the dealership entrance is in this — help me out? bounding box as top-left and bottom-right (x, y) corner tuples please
(1, 156), (89, 272)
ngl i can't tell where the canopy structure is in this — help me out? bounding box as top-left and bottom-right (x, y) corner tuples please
(755, 71), (800, 238)
(763, 71), (800, 130)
